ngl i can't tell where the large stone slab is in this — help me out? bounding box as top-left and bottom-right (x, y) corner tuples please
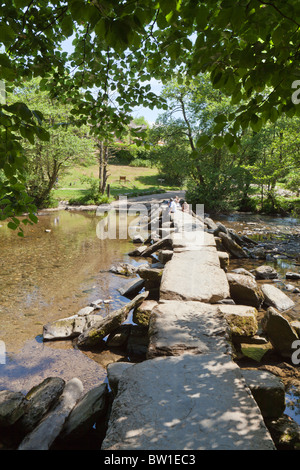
(170, 211), (215, 251)
(227, 273), (264, 308)
(160, 250), (230, 303)
(172, 232), (216, 251)
(101, 354), (275, 450)
(172, 211), (204, 232)
(148, 300), (231, 358)
(18, 378), (84, 450)
(261, 283), (295, 312)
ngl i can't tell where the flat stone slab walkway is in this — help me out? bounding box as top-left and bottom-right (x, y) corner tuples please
(160, 249), (230, 303)
(102, 354), (275, 450)
(102, 208), (276, 451)
(147, 300), (232, 358)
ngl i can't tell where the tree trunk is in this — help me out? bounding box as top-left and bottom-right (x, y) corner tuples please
(101, 145), (109, 194)
(98, 141), (103, 193)
(98, 141), (109, 194)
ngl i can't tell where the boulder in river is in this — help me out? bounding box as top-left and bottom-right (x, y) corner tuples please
(17, 377), (65, 435)
(137, 266), (163, 283)
(76, 292), (148, 350)
(262, 307), (299, 358)
(106, 362), (134, 397)
(109, 263), (140, 276)
(132, 299), (158, 327)
(218, 232), (248, 259)
(18, 378), (84, 450)
(57, 383), (109, 443)
(0, 390), (26, 427)
(118, 278), (145, 298)
(43, 314), (103, 341)
(261, 284), (295, 312)
(286, 272), (300, 280)
(220, 306), (258, 338)
(226, 273), (264, 308)
(231, 268), (255, 278)
(254, 265), (278, 280)
(241, 370), (285, 418)
(127, 245), (148, 257)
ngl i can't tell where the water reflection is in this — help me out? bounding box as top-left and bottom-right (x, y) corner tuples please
(0, 209), (142, 392)
(285, 385), (300, 425)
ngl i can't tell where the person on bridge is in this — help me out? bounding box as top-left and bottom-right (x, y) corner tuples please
(182, 201), (190, 212)
(169, 198), (177, 214)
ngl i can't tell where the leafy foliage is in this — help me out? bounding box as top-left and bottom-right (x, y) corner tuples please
(2, 0), (300, 223)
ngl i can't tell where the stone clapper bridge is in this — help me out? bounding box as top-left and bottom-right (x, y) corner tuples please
(101, 209), (276, 451)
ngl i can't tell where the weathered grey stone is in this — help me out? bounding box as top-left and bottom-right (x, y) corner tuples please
(0, 390), (26, 427)
(109, 263), (138, 276)
(118, 278), (145, 298)
(286, 272), (300, 280)
(127, 245), (148, 257)
(77, 292), (148, 350)
(59, 383), (109, 442)
(133, 234), (145, 244)
(18, 378), (84, 450)
(77, 306), (95, 316)
(231, 268), (255, 278)
(132, 300), (158, 327)
(204, 217), (218, 231)
(291, 320), (300, 337)
(101, 354), (275, 450)
(127, 325), (149, 356)
(218, 251), (229, 270)
(285, 283), (296, 291)
(106, 324), (131, 347)
(241, 369), (285, 418)
(254, 265), (278, 280)
(228, 229), (245, 246)
(137, 266), (163, 282)
(250, 247), (267, 259)
(262, 307), (299, 358)
(141, 235), (173, 257)
(43, 314), (103, 341)
(261, 284), (295, 312)
(214, 222), (229, 236)
(265, 414), (300, 450)
(106, 362), (134, 396)
(172, 231), (216, 251)
(148, 301), (231, 358)
(221, 308), (258, 337)
(18, 377), (65, 434)
(226, 273), (264, 308)
(219, 232), (248, 259)
(158, 249), (173, 264)
(43, 315), (84, 340)
(160, 250), (230, 303)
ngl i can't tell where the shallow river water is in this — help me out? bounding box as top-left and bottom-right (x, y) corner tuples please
(0, 209), (143, 393)
(1, 208), (300, 426)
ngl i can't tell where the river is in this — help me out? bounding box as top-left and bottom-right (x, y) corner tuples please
(1, 208), (300, 424)
(0, 209), (144, 394)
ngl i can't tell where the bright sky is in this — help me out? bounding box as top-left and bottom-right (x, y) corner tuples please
(61, 37), (163, 126)
(131, 78), (163, 125)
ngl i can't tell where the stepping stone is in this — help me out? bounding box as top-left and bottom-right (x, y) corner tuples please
(261, 284), (295, 312)
(101, 354), (275, 450)
(148, 300), (231, 358)
(160, 250), (230, 303)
